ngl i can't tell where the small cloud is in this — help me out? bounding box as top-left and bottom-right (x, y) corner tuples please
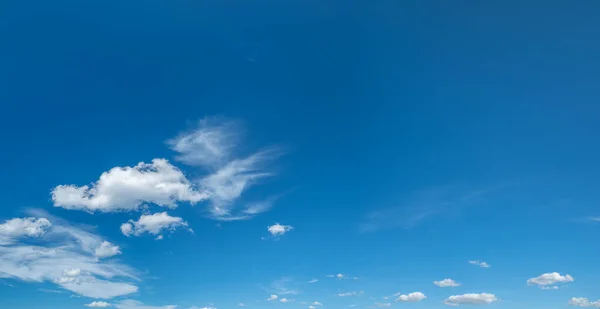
(86, 301), (111, 308)
(569, 297), (600, 307)
(396, 292), (426, 302)
(312, 302), (322, 306)
(309, 279), (318, 283)
(375, 303), (391, 308)
(267, 295), (278, 301)
(541, 285), (559, 290)
(468, 260), (491, 268)
(444, 293), (497, 306)
(527, 272), (574, 286)
(237, 304), (245, 307)
(434, 279), (461, 288)
(280, 298), (295, 303)
(338, 291), (364, 297)
(267, 223), (293, 237)
(120, 212), (191, 238)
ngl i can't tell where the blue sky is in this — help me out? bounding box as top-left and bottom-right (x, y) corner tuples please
(1, 1), (600, 309)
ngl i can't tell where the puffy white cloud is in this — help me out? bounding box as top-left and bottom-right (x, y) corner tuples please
(267, 295), (278, 301)
(114, 300), (176, 309)
(396, 292), (426, 302)
(95, 241), (122, 259)
(312, 302), (322, 306)
(308, 306), (315, 309)
(86, 301), (112, 308)
(434, 279), (461, 288)
(444, 293), (497, 306)
(267, 223), (293, 236)
(0, 213), (138, 299)
(280, 298), (295, 303)
(0, 217), (51, 244)
(168, 119), (283, 221)
(338, 291), (364, 297)
(570, 297), (600, 307)
(527, 272), (574, 286)
(52, 159), (207, 213)
(121, 212), (190, 238)
(468, 260), (491, 268)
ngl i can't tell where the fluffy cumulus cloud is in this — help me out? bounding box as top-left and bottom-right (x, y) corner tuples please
(267, 223), (293, 237)
(168, 118), (283, 221)
(0, 217), (51, 244)
(527, 272), (574, 286)
(396, 292), (426, 302)
(0, 212), (138, 299)
(444, 293), (498, 306)
(468, 260), (491, 268)
(434, 279), (461, 288)
(121, 212), (190, 238)
(570, 298), (600, 308)
(95, 241), (122, 259)
(114, 300), (177, 309)
(52, 159), (207, 212)
(312, 302), (322, 306)
(267, 295), (278, 301)
(86, 301), (112, 308)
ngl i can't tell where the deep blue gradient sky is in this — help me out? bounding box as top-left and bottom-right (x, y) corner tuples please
(1, 1), (599, 309)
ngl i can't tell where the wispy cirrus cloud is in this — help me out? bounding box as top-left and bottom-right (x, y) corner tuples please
(360, 185), (503, 231)
(168, 118), (284, 221)
(469, 260), (491, 268)
(0, 210), (138, 299)
(114, 300), (176, 309)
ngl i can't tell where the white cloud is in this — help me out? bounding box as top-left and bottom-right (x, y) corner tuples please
(309, 279), (318, 283)
(396, 292), (426, 302)
(52, 159), (207, 213)
(169, 119), (283, 221)
(375, 303), (391, 308)
(267, 223), (293, 237)
(237, 303), (245, 307)
(308, 306), (315, 309)
(541, 285), (559, 290)
(444, 293), (497, 306)
(0, 217), (51, 244)
(86, 301), (112, 308)
(267, 295), (278, 301)
(468, 260), (491, 268)
(121, 212), (190, 238)
(95, 241), (122, 259)
(312, 302), (322, 306)
(338, 291), (363, 297)
(0, 213), (138, 299)
(527, 272), (574, 286)
(434, 279), (461, 288)
(570, 298), (600, 308)
(114, 300), (176, 309)
(280, 298), (295, 303)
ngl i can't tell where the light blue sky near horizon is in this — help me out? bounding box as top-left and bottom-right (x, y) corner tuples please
(1, 1), (600, 309)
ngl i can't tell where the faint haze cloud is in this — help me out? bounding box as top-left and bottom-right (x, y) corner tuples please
(359, 184), (512, 232)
